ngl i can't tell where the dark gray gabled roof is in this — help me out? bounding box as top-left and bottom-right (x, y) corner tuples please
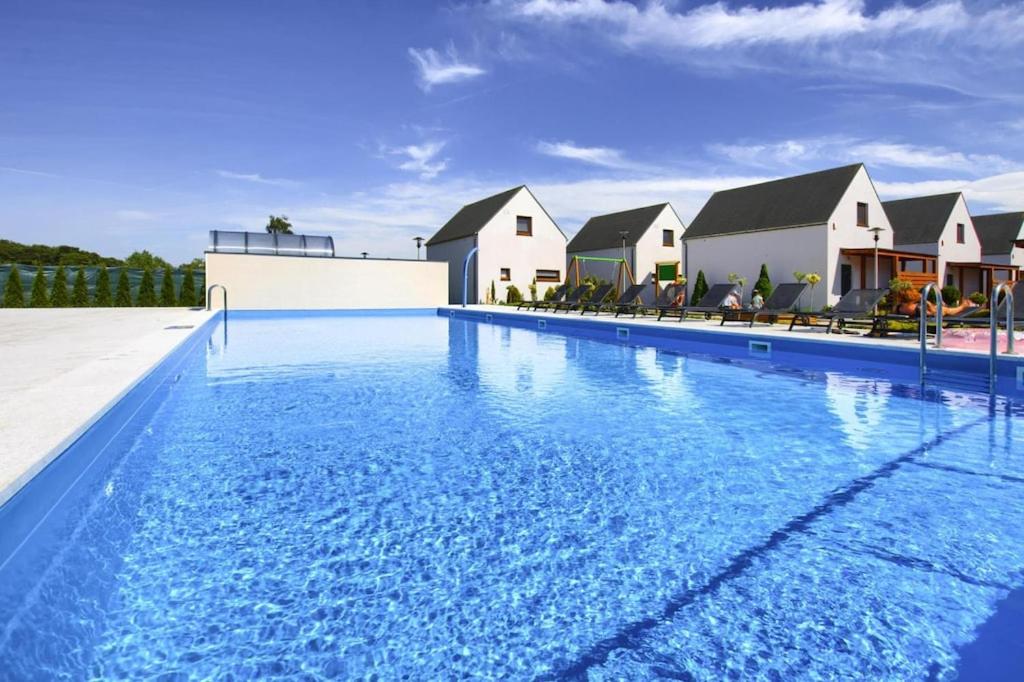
(683, 163), (863, 240)
(972, 212), (1024, 255)
(882, 193), (961, 246)
(567, 203), (673, 252)
(426, 186), (524, 246)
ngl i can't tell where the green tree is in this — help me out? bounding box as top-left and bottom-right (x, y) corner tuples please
(753, 263), (773, 300)
(50, 265), (69, 307)
(266, 215), (293, 234)
(94, 267), (113, 306)
(29, 266), (49, 307)
(71, 267), (90, 307)
(178, 257), (204, 271)
(543, 286), (557, 301)
(179, 268), (197, 306)
(115, 269), (133, 306)
(689, 270), (709, 305)
(137, 268), (157, 306)
(124, 250), (172, 271)
(3, 265), (25, 307)
(159, 266), (177, 306)
(505, 284), (523, 304)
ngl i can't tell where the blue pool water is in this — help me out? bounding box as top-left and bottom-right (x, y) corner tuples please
(1, 312), (1023, 680)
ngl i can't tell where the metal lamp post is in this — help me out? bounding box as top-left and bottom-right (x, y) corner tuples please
(413, 236), (424, 260)
(618, 230), (629, 294)
(868, 226), (885, 315)
(361, 252), (368, 259)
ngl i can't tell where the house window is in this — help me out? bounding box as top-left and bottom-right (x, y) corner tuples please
(536, 269), (560, 282)
(516, 216), (533, 236)
(500, 268), (511, 281)
(956, 223), (965, 244)
(856, 202), (869, 227)
(946, 273), (954, 286)
(662, 229), (674, 246)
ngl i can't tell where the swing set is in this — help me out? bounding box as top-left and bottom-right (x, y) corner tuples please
(565, 255), (636, 290)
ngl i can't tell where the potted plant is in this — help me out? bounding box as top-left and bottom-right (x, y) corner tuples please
(806, 272), (821, 310)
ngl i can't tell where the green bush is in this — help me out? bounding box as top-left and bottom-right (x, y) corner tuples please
(505, 284), (523, 303)
(71, 267), (89, 307)
(968, 291), (987, 306)
(179, 268), (197, 307)
(137, 268), (157, 306)
(50, 265), (69, 307)
(489, 280), (496, 304)
(543, 286), (557, 301)
(529, 277), (537, 302)
(160, 265), (177, 306)
(115, 269), (133, 306)
(689, 270), (709, 305)
(3, 265), (25, 307)
(29, 266), (49, 307)
(94, 267), (112, 306)
(940, 285), (961, 306)
(753, 263), (773, 299)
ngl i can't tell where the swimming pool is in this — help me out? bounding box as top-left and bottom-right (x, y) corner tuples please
(1, 311), (1022, 679)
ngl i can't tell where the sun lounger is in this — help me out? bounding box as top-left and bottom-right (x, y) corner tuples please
(943, 281), (1024, 329)
(583, 283), (647, 316)
(549, 284), (593, 313)
(558, 283), (612, 314)
(524, 283), (569, 310)
(720, 282), (809, 327)
(658, 283), (739, 322)
(629, 284), (683, 318)
(788, 288), (887, 333)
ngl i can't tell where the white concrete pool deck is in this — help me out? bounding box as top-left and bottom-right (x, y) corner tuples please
(0, 308), (216, 507)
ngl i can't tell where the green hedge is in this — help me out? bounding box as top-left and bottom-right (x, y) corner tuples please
(0, 264), (205, 308)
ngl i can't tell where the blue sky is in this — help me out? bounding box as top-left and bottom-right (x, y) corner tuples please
(2, 0), (1023, 263)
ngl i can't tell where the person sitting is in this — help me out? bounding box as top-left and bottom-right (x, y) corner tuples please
(750, 289), (765, 310)
(723, 290), (742, 309)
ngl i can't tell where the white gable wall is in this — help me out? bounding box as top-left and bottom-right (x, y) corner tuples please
(634, 205), (685, 303)
(828, 165), (894, 297)
(477, 188), (566, 304)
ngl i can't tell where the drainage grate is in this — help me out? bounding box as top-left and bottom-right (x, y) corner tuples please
(538, 319), (547, 330)
(1017, 366), (1024, 390)
(749, 340), (772, 357)
(616, 327), (630, 341)
(449, 310), (456, 317)
(485, 313), (493, 322)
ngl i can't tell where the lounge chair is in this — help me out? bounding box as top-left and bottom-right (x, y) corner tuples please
(557, 283), (612, 313)
(523, 283), (569, 310)
(720, 282), (809, 327)
(630, 284), (684, 318)
(658, 283), (739, 322)
(788, 288), (887, 333)
(549, 284), (593, 313)
(942, 281), (1024, 329)
(583, 283), (648, 316)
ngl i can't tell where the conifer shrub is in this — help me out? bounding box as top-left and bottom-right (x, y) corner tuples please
(160, 266), (177, 306)
(29, 266), (49, 307)
(179, 268), (197, 307)
(115, 269), (133, 306)
(94, 267), (113, 306)
(50, 265), (69, 307)
(753, 263), (773, 299)
(505, 284), (523, 303)
(689, 270), (709, 305)
(941, 285), (961, 306)
(3, 265), (25, 307)
(137, 268), (157, 307)
(71, 267), (89, 307)
(968, 291), (987, 306)
(543, 286), (557, 301)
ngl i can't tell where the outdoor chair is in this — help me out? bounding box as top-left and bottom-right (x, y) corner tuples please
(524, 283), (569, 310)
(548, 284), (592, 313)
(658, 283), (739, 322)
(788, 288), (888, 333)
(557, 283), (612, 313)
(720, 282), (809, 327)
(584, 283), (647, 316)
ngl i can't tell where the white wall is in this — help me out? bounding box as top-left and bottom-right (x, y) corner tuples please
(685, 223), (830, 309)
(476, 188), (566, 305)
(205, 253), (448, 309)
(826, 166), (894, 300)
(892, 195), (980, 289)
(634, 205), (685, 303)
(426, 235), (476, 304)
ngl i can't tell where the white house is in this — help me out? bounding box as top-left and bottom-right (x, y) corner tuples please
(882, 192), (989, 296)
(682, 164), (905, 310)
(426, 185), (567, 304)
(566, 203), (685, 304)
(973, 212), (1024, 288)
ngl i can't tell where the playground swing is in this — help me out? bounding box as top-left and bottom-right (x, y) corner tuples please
(565, 255), (638, 304)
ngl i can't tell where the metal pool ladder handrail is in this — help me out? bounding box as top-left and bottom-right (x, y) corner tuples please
(989, 282), (1016, 392)
(461, 246), (479, 308)
(918, 282), (942, 383)
(206, 284), (227, 320)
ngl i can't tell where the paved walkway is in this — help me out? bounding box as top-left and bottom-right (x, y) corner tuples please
(0, 308), (215, 506)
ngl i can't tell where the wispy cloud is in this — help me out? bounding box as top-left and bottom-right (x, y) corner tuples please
(114, 209), (159, 221)
(536, 140), (639, 169)
(408, 44), (486, 91)
(382, 140), (449, 180)
(709, 136), (1021, 175)
(215, 170), (299, 187)
(0, 166), (61, 178)
(875, 171), (1024, 211)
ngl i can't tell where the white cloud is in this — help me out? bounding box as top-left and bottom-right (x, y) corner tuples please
(535, 140), (640, 169)
(215, 170), (299, 187)
(0, 166), (61, 178)
(875, 171), (1024, 212)
(114, 209), (159, 221)
(709, 136), (1021, 175)
(382, 140), (449, 180)
(408, 45), (486, 91)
